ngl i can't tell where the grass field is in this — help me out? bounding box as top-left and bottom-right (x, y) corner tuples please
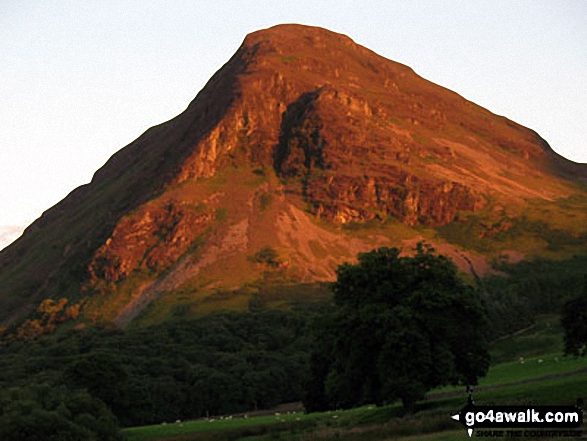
(122, 314), (586, 441)
(489, 314), (565, 364)
(122, 369), (587, 441)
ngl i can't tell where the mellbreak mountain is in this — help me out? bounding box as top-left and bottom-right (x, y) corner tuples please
(1, 24), (586, 328)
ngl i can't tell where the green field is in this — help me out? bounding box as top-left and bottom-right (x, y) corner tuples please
(122, 372), (587, 440)
(489, 314), (565, 364)
(122, 314), (587, 441)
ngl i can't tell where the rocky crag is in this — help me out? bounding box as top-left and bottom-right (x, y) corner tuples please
(1, 24), (586, 327)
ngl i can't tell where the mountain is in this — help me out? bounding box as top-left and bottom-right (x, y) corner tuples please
(1, 24), (586, 328)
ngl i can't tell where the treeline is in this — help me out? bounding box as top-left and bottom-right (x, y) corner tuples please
(0, 384), (121, 441)
(482, 255), (587, 337)
(0, 308), (319, 430)
(0, 254), (585, 436)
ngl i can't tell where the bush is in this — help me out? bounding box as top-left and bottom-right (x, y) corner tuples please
(0, 384), (121, 441)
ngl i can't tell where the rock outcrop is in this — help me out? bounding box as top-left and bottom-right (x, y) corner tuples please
(1, 24), (586, 326)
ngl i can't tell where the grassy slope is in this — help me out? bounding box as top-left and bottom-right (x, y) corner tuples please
(436, 192), (587, 260)
(122, 314), (587, 441)
(489, 314), (565, 363)
(122, 374), (587, 441)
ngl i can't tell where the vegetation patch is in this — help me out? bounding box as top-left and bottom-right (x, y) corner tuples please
(259, 192), (273, 211)
(215, 207), (228, 222)
(279, 55), (298, 63)
(249, 246), (282, 267)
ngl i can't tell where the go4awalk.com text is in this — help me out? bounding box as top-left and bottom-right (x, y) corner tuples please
(451, 394), (583, 438)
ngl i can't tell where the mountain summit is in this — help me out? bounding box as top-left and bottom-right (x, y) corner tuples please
(1, 24), (586, 327)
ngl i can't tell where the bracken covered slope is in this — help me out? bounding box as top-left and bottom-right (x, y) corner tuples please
(1, 24), (586, 326)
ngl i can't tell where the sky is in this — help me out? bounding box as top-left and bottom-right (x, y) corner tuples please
(1, 0), (586, 250)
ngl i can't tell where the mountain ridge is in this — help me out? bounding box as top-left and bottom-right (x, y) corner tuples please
(1, 24), (586, 327)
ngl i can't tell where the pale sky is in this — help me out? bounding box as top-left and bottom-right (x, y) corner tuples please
(1, 1), (586, 250)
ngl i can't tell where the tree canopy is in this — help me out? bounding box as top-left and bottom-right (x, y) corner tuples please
(305, 244), (490, 412)
(0, 384), (121, 441)
(561, 280), (587, 356)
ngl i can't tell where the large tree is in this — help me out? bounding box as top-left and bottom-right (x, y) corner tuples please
(305, 244), (490, 412)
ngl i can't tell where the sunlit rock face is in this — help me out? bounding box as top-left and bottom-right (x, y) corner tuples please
(1, 24), (585, 326)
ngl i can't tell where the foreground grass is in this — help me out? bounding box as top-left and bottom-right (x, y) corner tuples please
(123, 315), (586, 441)
(122, 409), (342, 441)
(122, 371), (587, 441)
(429, 351), (587, 398)
(489, 314), (565, 364)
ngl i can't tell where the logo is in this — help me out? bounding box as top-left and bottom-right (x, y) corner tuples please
(451, 389), (583, 438)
